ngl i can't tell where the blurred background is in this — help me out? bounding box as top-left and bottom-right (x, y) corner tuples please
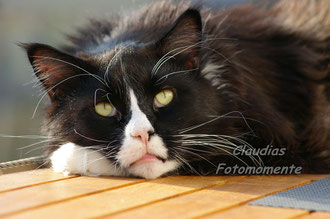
(0, 0), (261, 162)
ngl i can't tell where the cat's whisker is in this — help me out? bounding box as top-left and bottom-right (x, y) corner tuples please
(151, 37), (238, 77)
(197, 135), (263, 166)
(178, 111), (240, 134)
(56, 145), (106, 163)
(105, 154), (117, 159)
(174, 147), (217, 167)
(173, 132), (261, 173)
(94, 88), (109, 106)
(81, 147), (104, 174)
(31, 159), (50, 174)
(171, 139), (237, 150)
(104, 46), (124, 82)
(105, 146), (119, 156)
(24, 144), (103, 156)
(200, 141), (261, 167)
(173, 153), (201, 176)
(0, 133), (58, 140)
(32, 73), (109, 119)
(85, 148), (113, 166)
(174, 138), (238, 153)
(181, 141), (251, 167)
(24, 144), (60, 155)
(30, 55), (112, 118)
(153, 43), (201, 76)
(218, 135), (264, 166)
(106, 93), (114, 106)
(172, 134), (263, 167)
(199, 44), (242, 66)
(17, 139), (62, 150)
(73, 129), (110, 143)
(155, 68), (199, 85)
(210, 112), (257, 136)
(179, 134), (243, 148)
(111, 159), (124, 175)
(105, 149), (117, 156)
(176, 145), (219, 155)
(213, 115), (265, 126)
(151, 46), (186, 76)
(199, 45), (228, 61)
(32, 55), (108, 86)
(178, 110), (259, 134)
(173, 156), (189, 174)
(106, 139), (119, 148)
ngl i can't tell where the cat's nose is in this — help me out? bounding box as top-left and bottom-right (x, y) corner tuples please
(131, 129), (155, 144)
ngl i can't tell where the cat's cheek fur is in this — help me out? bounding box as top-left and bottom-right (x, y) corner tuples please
(50, 143), (126, 177)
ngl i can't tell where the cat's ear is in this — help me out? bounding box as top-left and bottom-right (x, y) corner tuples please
(23, 43), (85, 101)
(158, 9), (202, 69)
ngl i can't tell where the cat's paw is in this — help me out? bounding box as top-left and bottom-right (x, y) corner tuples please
(50, 143), (125, 177)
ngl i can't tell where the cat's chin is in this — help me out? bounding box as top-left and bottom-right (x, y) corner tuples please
(50, 143), (126, 177)
(50, 143), (179, 179)
(127, 158), (179, 179)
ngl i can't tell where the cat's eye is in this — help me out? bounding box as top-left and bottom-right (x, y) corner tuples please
(154, 89), (174, 108)
(95, 102), (117, 117)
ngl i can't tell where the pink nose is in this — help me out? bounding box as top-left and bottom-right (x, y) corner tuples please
(131, 130), (154, 146)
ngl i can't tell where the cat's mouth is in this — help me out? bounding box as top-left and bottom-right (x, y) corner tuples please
(130, 153), (166, 167)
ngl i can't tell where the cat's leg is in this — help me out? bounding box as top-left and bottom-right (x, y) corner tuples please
(50, 142), (126, 176)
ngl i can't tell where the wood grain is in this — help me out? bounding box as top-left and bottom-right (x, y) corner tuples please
(105, 175), (313, 219)
(201, 205), (308, 219)
(297, 212), (330, 219)
(0, 169), (328, 219)
(5, 176), (240, 218)
(0, 169), (77, 193)
(0, 176), (143, 217)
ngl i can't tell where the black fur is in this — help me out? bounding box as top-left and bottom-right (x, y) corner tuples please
(25, 0), (330, 176)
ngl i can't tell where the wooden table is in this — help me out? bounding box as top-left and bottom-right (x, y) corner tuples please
(0, 169), (329, 218)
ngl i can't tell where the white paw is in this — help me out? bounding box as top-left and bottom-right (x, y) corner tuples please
(50, 143), (126, 177)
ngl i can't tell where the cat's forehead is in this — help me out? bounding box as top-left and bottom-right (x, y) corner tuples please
(86, 45), (153, 106)
(98, 45), (156, 89)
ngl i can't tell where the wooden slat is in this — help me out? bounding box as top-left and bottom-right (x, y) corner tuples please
(0, 176), (143, 217)
(297, 174), (330, 181)
(5, 176), (241, 218)
(0, 169), (77, 193)
(297, 212), (330, 219)
(1, 170), (328, 219)
(104, 175), (319, 219)
(201, 205), (308, 219)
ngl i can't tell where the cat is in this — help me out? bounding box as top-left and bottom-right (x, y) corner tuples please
(23, 0), (330, 179)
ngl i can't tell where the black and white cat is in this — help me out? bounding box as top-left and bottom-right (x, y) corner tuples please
(24, 0), (330, 179)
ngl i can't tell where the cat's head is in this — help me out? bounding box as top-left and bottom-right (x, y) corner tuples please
(24, 9), (235, 179)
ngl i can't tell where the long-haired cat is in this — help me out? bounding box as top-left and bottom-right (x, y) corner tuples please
(23, 0), (330, 179)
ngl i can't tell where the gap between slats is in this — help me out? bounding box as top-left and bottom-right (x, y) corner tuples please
(0, 175), (80, 194)
(0, 179), (146, 217)
(2, 175), (244, 218)
(94, 175), (329, 219)
(192, 179), (315, 219)
(0, 169), (79, 193)
(93, 176), (247, 219)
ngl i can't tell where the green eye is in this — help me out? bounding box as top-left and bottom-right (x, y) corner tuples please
(154, 89), (174, 108)
(95, 102), (116, 117)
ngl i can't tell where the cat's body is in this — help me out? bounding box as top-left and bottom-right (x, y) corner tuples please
(25, 0), (330, 179)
